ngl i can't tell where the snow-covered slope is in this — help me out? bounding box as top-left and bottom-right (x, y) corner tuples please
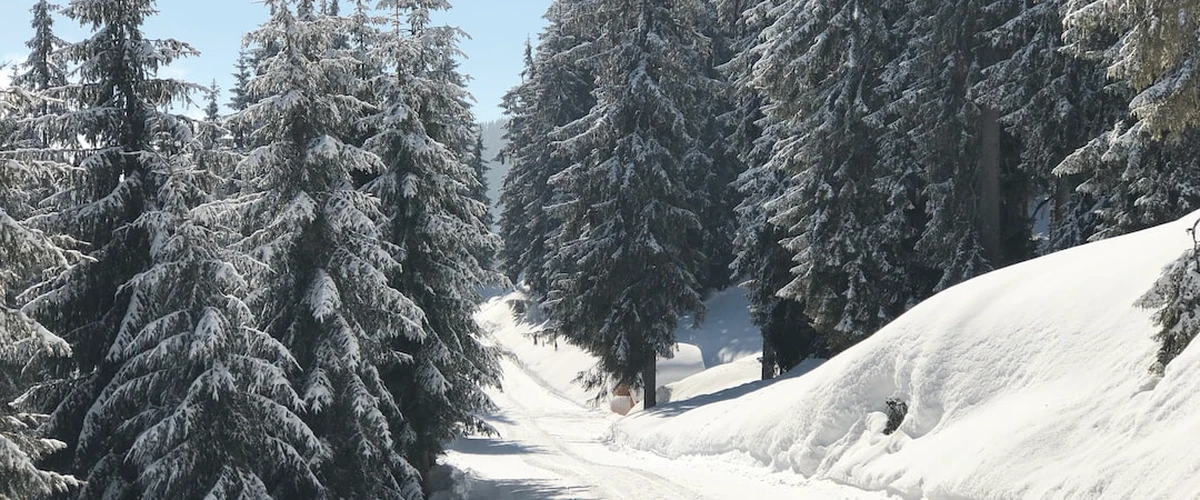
(612, 212), (1200, 500)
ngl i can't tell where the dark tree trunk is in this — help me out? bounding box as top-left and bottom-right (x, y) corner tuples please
(761, 338), (776, 380)
(978, 106), (1002, 263)
(643, 355), (657, 409)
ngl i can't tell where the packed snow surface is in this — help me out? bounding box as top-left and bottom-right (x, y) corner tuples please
(438, 294), (896, 499)
(612, 212), (1200, 499)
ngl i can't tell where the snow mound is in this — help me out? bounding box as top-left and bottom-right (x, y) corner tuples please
(612, 212), (1200, 500)
(659, 356), (826, 405)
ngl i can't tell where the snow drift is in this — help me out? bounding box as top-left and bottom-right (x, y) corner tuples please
(612, 212), (1200, 500)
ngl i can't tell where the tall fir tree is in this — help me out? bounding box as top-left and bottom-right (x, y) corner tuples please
(231, 2), (424, 497)
(15, 0), (205, 483)
(546, 0), (711, 408)
(204, 80), (221, 122)
(720, 0), (822, 378)
(755, 0), (912, 351)
(71, 120), (323, 500)
(363, 0), (501, 486)
(12, 0), (68, 150)
(970, 0), (1120, 252)
(0, 76), (82, 500)
(691, 1), (740, 294)
(498, 2), (598, 299)
(1057, 0), (1200, 242)
(469, 132), (492, 228)
(227, 49), (254, 150)
(877, 0), (1015, 296)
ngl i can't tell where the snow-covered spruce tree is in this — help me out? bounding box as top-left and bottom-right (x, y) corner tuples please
(970, 0), (1122, 253)
(469, 132), (492, 228)
(876, 0), (999, 297)
(1139, 222), (1200, 373)
(690, 1), (739, 294)
(69, 127), (323, 500)
(1065, 0), (1200, 138)
(498, 1), (598, 299)
(1056, 0), (1200, 243)
(4, 0), (71, 218)
(203, 80), (221, 122)
(11, 0), (68, 148)
(230, 3), (424, 497)
(1065, 0), (1200, 370)
(14, 0), (203, 479)
(227, 50), (254, 150)
(754, 0), (911, 352)
(362, 0), (501, 484)
(0, 83), (81, 500)
(721, 0), (821, 378)
(546, 0), (711, 408)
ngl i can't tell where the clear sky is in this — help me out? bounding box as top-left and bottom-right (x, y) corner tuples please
(0, 0), (551, 122)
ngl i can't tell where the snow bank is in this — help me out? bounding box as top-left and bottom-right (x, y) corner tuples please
(612, 212), (1200, 500)
(659, 356), (826, 405)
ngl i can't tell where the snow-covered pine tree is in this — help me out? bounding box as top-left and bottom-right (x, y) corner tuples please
(1065, 0), (1200, 138)
(690, 1), (740, 294)
(204, 80), (221, 122)
(498, 1), (598, 299)
(722, 0), (812, 376)
(470, 132), (492, 228)
(230, 2), (424, 497)
(754, 0), (911, 352)
(71, 119), (323, 500)
(0, 78), (81, 500)
(5, 0), (71, 217)
(970, 0), (1121, 253)
(1056, 0), (1200, 242)
(1139, 220), (1200, 373)
(363, 0), (501, 485)
(545, 0), (711, 408)
(876, 0), (1002, 296)
(11, 0), (68, 149)
(15, 0), (204, 479)
(227, 50), (254, 150)
(721, 0), (821, 378)
(1066, 0), (1200, 370)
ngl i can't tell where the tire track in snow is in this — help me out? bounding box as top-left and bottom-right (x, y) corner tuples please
(473, 356), (704, 499)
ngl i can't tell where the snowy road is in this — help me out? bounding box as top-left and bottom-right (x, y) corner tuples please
(436, 355), (897, 500)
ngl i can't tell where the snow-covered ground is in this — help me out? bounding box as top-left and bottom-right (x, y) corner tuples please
(441, 211), (1200, 499)
(433, 287), (888, 498)
(434, 354), (894, 499)
(614, 212), (1200, 499)
(475, 288), (754, 407)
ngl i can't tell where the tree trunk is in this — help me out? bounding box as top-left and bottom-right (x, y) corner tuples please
(761, 337), (777, 380)
(977, 106), (1002, 263)
(643, 355), (657, 409)
(1052, 175), (1072, 239)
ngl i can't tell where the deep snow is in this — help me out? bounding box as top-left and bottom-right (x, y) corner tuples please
(452, 212), (1200, 499)
(612, 212), (1200, 500)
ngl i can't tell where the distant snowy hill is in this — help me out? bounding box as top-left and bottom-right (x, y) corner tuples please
(478, 118), (508, 223)
(610, 211), (1200, 500)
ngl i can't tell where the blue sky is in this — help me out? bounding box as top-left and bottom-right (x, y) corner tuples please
(0, 1), (551, 122)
